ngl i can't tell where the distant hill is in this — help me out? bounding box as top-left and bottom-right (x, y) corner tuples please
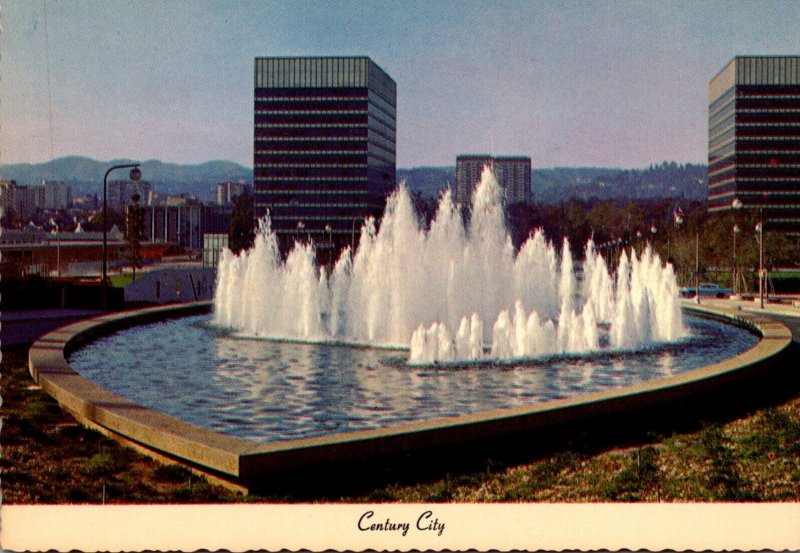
(533, 162), (708, 203)
(0, 156), (252, 202)
(1, 157), (707, 204)
(397, 166), (455, 198)
(399, 162), (708, 203)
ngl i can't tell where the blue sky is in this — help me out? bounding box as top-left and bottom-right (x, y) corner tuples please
(2, 0), (799, 168)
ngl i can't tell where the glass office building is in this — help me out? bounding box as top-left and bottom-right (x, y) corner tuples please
(254, 57), (397, 256)
(708, 56), (800, 235)
(456, 155), (532, 206)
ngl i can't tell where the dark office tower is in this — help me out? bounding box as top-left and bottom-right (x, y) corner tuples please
(254, 57), (397, 256)
(708, 56), (800, 235)
(456, 155), (532, 206)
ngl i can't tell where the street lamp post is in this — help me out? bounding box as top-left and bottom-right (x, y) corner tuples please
(103, 163), (141, 309)
(54, 223), (61, 278)
(731, 198), (743, 295)
(756, 192), (769, 309)
(325, 224), (332, 267)
(694, 226), (700, 305)
(757, 218), (765, 308)
(673, 208), (684, 287)
(733, 223), (740, 294)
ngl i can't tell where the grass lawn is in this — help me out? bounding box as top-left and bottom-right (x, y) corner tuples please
(109, 274), (135, 287)
(3, 345), (800, 503)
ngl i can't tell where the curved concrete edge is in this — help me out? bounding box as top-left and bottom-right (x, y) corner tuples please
(29, 302), (258, 480)
(29, 301), (794, 487)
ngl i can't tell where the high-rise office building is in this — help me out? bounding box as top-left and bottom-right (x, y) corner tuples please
(456, 155), (532, 206)
(0, 180), (18, 220)
(254, 56), (397, 255)
(216, 181), (247, 206)
(107, 180), (152, 213)
(43, 180), (71, 210)
(708, 56), (800, 235)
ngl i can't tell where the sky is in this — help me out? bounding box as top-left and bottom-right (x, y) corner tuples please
(1, 0), (799, 169)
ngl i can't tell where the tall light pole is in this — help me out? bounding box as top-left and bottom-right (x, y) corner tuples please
(731, 198), (742, 295)
(673, 207), (684, 285)
(757, 218), (765, 308)
(757, 192), (768, 309)
(53, 222), (61, 278)
(694, 225), (700, 305)
(325, 224), (332, 267)
(732, 223), (740, 294)
(103, 163), (141, 309)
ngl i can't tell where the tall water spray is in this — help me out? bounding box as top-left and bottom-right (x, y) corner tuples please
(214, 167), (686, 363)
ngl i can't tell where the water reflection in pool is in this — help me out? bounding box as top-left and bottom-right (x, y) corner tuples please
(69, 314), (757, 443)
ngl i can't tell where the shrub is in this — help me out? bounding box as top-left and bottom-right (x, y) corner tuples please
(85, 451), (117, 477)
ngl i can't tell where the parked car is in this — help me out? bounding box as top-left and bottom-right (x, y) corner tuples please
(679, 282), (733, 298)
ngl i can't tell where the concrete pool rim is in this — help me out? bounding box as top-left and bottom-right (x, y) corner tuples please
(28, 300), (793, 489)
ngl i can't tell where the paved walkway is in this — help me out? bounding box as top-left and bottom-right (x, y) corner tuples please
(690, 296), (800, 318)
(1, 309), (103, 349)
(684, 297), (800, 341)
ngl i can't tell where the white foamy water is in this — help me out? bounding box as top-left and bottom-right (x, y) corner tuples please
(213, 167), (686, 363)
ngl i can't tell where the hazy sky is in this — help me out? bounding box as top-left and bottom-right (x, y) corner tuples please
(2, 0), (799, 169)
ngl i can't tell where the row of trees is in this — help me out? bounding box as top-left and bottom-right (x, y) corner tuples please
(414, 193), (799, 292)
(505, 198), (799, 291)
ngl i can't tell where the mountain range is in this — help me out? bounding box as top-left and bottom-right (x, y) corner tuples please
(1, 156), (708, 203)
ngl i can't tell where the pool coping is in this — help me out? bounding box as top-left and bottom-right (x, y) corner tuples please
(28, 301), (793, 488)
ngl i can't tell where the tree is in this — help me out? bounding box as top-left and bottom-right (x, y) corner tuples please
(89, 209), (126, 232)
(228, 193), (255, 255)
(124, 193), (145, 281)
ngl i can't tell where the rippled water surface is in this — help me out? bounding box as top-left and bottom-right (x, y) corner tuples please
(69, 314), (758, 443)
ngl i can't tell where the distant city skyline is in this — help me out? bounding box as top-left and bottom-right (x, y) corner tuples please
(2, 0), (799, 169)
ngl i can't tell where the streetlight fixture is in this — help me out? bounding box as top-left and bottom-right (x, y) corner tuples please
(756, 192), (768, 309)
(325, 224), (332, 267)
(733, 223), (741, 294)
(103, 163), (141, 309)
(756, 219), (765, 308)
(694, 224), (701, 305)
(731, 198), (743, 295)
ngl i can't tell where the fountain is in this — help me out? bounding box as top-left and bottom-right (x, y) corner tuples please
(213, 167), (686, 363)
(39, 166), (789, 488)
(63, 167), (767, 449)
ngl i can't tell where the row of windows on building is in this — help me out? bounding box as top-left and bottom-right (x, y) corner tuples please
(455, 156), (532, 206)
